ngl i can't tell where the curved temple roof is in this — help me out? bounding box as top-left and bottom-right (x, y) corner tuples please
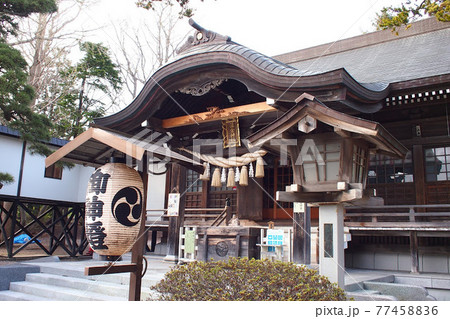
(95, 19), (392, 133)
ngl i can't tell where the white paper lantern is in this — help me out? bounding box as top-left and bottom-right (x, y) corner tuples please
(85, 161), (144, 256)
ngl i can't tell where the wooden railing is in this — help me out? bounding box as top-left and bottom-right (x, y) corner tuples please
(345, 204), (450, 231)
(145, 206), (231, 227)
(345, 204), (450, 273)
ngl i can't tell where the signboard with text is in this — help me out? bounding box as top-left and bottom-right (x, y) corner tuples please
(167, 193), (180, 216)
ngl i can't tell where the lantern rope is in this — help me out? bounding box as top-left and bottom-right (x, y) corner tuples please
(180, 148), (267, 168)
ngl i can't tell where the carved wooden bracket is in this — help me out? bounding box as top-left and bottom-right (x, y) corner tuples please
(178, 79), (226, 96)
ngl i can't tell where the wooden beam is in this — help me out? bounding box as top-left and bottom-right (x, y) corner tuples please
(285, 182), (360, 193)
(248, 93), (408, 159)
(334, 128), (352, 138)
(345, 221), (450, 229)
(85, 263), (137, 276)
(162, 102), (276, 128)
(46, 128), (95, 167)
(45, 127), (199, 168)
(276, 188), (362, 203)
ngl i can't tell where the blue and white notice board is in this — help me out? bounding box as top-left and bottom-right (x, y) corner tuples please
(267, 229), (284, 246)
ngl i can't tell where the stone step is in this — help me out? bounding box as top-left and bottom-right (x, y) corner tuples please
(90, 271), (165, 288)
(25, 273), (158, 300)
(347, 289), (381, 295)
(0, 290), (52, 301)
(23, 262), (167, 289)
(26, 260), (169, 282)
(363, 281), (437, 301)
(32, 264), (86, 278)
(9, 281), (126, 301)
(346, 290), (398, 301)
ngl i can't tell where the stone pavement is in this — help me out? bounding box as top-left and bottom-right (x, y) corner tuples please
(1, 253), (450, 300)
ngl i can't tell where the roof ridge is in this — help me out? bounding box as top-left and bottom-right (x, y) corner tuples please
(274, 18), (449, 64)
(0, 124), (68, 147)
(177, 18), (232, 54)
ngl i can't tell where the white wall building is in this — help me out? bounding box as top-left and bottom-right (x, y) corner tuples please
(0, 125), (166, 210)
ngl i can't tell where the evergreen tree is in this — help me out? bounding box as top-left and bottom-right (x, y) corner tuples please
(54, 42), (122, 139)
(0, 0), (57, 38)
(0, 0), (57, 184)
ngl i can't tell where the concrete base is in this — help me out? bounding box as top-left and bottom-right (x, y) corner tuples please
(346, 250), (450, 274)
(163, 254), (178, 263)
(0, 264), (40, 291)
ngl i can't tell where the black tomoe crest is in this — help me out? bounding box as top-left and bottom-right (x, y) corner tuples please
(111, 187), (143, 226)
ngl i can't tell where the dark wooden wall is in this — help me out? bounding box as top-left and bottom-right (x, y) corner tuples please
(237, 178), (263, 220)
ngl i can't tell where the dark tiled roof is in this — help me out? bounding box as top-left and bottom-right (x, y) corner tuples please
(174, 41), (309, 78)
(0, 125), (68, 147)
(275, 20), (450, 84)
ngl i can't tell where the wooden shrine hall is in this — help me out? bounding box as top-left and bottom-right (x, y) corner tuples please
(47, 17), (450, 281)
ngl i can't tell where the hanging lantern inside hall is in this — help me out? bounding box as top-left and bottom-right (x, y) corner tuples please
(85, 159), (144, 256)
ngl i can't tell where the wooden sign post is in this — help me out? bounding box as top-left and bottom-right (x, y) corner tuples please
(292, 202), (311, 265)
(84, 155), (149, 301)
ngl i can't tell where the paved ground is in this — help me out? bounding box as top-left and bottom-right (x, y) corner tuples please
(3, 253), (405, 286)
(3, 253), (450, 297)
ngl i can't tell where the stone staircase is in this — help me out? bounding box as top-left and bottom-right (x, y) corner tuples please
(0, 255), (173, 301)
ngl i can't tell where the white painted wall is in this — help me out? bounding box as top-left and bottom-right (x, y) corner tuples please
(1, 134), (168, 207)
(0, 135), (24, 197)
(146, 173), (166, 210)
(0, 134), (94, 202)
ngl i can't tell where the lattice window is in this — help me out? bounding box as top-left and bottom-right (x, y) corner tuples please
(209, 191), (237, 212)
(263, 163), (275, 209)
(185, 169), (202, 208)
(367, 151), (414, 184)
(425, 146), (450, 182)
(302, 142), (341, 182)
(277, 163), (293, 209)
(186, 169), (202, 192)
(185, 193), (202, 208)
(263, 157), (293, 209)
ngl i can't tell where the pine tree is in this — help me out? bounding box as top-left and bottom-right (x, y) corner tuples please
(0, 0), (57, 184)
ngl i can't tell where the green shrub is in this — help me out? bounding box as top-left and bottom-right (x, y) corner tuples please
(151, 257), (347, 301)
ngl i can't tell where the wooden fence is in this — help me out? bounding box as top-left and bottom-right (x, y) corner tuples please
(0, 196), (87, 258)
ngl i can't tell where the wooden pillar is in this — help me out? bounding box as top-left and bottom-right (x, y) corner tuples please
(0, 201), (14, 258)
(292, 203), (311, 265)
(164, 163), (186, 262)
(237, 177), (263, 220)
(413, 145), (426, 205)
(410, 231), (420, 273)
(128, 154), (148, 301)
(201, 180), (209, 214)
(411, 146), (423, 272)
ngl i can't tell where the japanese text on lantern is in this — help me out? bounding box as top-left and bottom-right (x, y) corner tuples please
(86, 170), (111, 250)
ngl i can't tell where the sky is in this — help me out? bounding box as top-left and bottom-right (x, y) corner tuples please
(80, 0), (406, 57)
(70, 0), (407, 111)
